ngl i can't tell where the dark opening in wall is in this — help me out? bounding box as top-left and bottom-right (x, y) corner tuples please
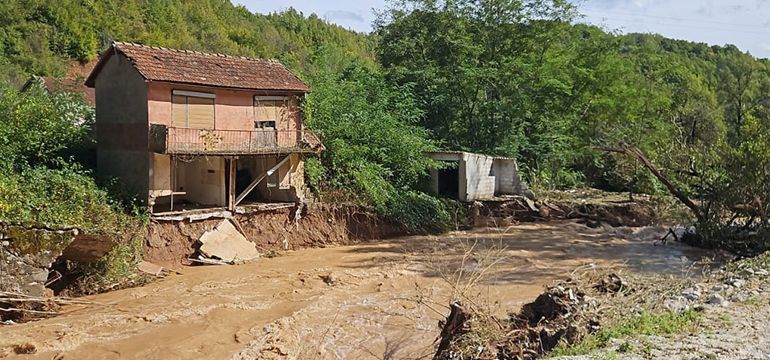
(438, 162), (459, 198)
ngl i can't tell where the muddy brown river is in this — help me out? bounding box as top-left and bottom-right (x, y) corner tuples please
(0, 221), (717, 360)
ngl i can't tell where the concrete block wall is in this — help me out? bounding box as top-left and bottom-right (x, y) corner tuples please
(462, 153), (496, 201)
(493, 158), (535, 199)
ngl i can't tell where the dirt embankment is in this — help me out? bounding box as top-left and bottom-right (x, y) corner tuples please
(143, 204), (404, 267)
(475, 196), (656, 228)
(145, 194), (661, 268)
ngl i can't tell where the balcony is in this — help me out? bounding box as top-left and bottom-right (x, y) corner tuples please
(150, 125), (324, 155)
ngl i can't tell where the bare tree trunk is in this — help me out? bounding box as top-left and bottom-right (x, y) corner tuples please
(597, 147), (703, 222)
(433, 302), (471, 360)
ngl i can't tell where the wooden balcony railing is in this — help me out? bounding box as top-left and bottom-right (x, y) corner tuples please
(150, 125), (324, 155)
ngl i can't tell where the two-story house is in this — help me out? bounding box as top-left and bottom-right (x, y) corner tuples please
(85, 42), (323, 214)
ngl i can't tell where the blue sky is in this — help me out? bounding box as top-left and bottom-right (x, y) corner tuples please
(234, 0), (770, 59)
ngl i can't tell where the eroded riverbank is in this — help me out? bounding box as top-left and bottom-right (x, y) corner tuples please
(0, 221), (719, 359)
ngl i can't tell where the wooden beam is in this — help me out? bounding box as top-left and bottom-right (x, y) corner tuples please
(228, 159), (236, 211)
(234, 155), (290, 206)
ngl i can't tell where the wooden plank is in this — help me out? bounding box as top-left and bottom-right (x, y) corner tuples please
(234, 155), (289, 206)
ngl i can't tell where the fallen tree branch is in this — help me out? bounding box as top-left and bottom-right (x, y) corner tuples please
(0, 307), (58, 315)
(0, 292), (114, 306)
(596, 147), (703, 222)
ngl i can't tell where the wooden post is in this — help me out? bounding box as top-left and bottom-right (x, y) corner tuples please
(170, 155), (175, 212)
(228, 158), (236, 211)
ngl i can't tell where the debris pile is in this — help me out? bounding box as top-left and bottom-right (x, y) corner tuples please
(1, 222), (114, 299)
(433, 272), (674, 360)
(498, 280), (597, 359)
(0, 291), (112, 323)
(434, 277), (600, 360)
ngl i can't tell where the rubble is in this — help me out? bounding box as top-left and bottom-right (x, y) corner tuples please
(682, 288), (701, 301)
(707, 293), (725, 305)
(137, 261), (181, 277)
(197, 220), (260, 263)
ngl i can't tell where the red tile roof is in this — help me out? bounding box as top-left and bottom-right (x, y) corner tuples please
(85, 42), (311, 92)
(44, 78), (96, 105)
(22, 76), (96, 106)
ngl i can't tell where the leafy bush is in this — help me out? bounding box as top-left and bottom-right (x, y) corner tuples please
(382, 190), (459, 233)
(0, 166), (128, 232)
(0, 84), (143, 294)
(0, 83), (93, 170)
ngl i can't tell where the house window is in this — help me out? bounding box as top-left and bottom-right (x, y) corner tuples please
(172, 90), (215, 129)
(254, 96), (288, 130)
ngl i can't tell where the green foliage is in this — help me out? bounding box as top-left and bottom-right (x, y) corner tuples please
(0, 166), (127, 233)
(382, 190), (458, 233)
(0, 83), (93, 169)
(304, 53), (449, 229)
(551, 309), (701, 356)
(0, 0), (373, 82)
(0, 83), (142, 294)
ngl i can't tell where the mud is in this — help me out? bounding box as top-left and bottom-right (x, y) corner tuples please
(0, 221), (717, 360)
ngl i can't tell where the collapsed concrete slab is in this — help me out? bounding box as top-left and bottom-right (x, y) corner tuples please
(197, 220), (259, 262)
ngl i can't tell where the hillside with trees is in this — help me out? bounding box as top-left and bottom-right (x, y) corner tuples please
(1, 0), (770, 267)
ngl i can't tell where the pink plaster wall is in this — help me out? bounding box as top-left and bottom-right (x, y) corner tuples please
(147, 83), (302, 131)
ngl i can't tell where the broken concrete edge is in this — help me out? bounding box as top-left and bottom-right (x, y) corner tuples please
(196, 219), (260, 262)
(150, 203), (297, 222)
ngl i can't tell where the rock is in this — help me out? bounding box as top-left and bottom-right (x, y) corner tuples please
(742, 268), (755, 276)
(711, 285), (724, 292)
(319, 273), (339, 286)
(726, 279), (744, 288)
(664, 296), (690, 312)
(732, 292), (749, 302)
(682, 288), (701, 301)
(755, 269), (769, 276)
(708, 293), (725, 305)
(0, 223), (79, 297)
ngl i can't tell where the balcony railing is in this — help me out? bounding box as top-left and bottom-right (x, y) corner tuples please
(150, 125), (324, 155)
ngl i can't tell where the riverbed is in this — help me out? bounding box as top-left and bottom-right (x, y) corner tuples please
(0, 221), (717, 360)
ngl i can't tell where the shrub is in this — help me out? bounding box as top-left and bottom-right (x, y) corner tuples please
(383, 190), (459, 233)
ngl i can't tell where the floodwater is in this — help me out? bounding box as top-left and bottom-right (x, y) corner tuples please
(0, 221), (717, 360)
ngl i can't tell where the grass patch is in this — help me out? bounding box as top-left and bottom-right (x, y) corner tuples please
(550, 309), (702, 357)
(724, 251), (770, 274)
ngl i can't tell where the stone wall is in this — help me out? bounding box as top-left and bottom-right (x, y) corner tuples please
(462, 152), (496, 201)
(0, 223), (79, 297)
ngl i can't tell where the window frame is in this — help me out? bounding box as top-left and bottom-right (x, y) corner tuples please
(172, 90), (216, 129)
(254, 96), (289, 130)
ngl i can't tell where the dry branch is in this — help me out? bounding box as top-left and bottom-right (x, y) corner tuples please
(596, 147), (703, 221)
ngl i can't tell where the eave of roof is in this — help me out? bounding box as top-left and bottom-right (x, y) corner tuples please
(85, 42), (311, 93)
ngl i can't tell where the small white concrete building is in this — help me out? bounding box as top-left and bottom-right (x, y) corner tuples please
(425, 151), (534, 202)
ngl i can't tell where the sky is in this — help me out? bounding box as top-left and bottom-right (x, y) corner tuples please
(234, 0), (770, 59)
